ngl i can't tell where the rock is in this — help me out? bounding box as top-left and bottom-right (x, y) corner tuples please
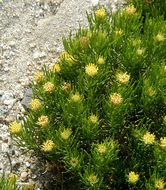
(5, 115), (15, 123)
(33, 50), (46, 59)
(8, 40), (16, 47)
(25, 162), (31, 168)
(1, 142), (9, 152)
(91, 0), (99, 6)
(4, 67), (10, 72)
(21, 88), (33, 110)
(20, 171), (28, 181)
(3, 99), (16, 106)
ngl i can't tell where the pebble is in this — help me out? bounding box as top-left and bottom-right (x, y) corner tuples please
(8, 41), (16, 47)
(3, 99), (16, 106)
(33, 50), (46, 59)
(20, 171), (28, 181)
(25, 162), (31, 168)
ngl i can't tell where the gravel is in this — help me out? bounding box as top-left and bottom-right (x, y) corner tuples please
(0, 0), (124, 188)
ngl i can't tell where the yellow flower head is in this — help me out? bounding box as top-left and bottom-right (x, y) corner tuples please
(41, 140), (55, 152)
(34, 72), (44, 84)
(115, 29), (123, 36)
(160, 137), (166, 150)
(116, 72), (130, 84)
(80, 36), (89, 49)
(155, 33), (165, 43)
(43, 82), (54, 93)
(60, 51), (75, 65)
(87, 31), (92, 38)
(70, 93), (81, 103)
(147, 87), (156, 97)
(163, 116), (166, 124)
(22, 183), (35, 190)
(132, 39), (141, 46)
(37, 115), (49, 128)
(9, 121), (22, 134)
(164, 66), (166, 72)
(51, 64), (61, 73)
(87, 174), (98, 187)
(110, 93), (123, 106)
(85, 64), (98, 77)
(60, 128), (72, 140)
(136, 48), (145, 56)
(70, 157), (78, 168)
(143, 132), (155, 145)
(155, 179), (165, 189)
(89, 114), (98, 124)
(125, 5), (136, 15)
(7, 173), (18, 183)
(97, 57), (105, 65)
(30, 99), (42, 111)
(97, 144), (107, 154)
(95, 8), (106, 22)
(128, 171), (139, 184)
(62, 82), (71, 92)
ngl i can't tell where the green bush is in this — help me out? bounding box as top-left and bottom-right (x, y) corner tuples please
(10, 3), (166, 190)
(0, 173), (35, 190)
(0, 174), (18, 190)
(128, 0), (166, 19)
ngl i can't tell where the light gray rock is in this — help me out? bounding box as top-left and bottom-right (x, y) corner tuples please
(20, 171), (28, 181)
(21, 88), (33, 110)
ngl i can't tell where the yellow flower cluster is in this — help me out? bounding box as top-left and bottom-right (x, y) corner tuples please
(37, 115), (49, 128)
(80, 36), (89, 49)
(60, 51), (75, 65)
(62, 82), (71, 92)
(70, 93), (81, 103)
(163, 116), (166, 124)
(97, 57), (105, 65)
(115, 29), (123, 36)
(85, 64), (98, 77)
(41, 140), (55, 152)
(60, 128), (72, 140)
(97, 144), (107, 154)
(155, 179), (165, 189)
(128, 171), (139, 184)
(87, 174), (98, 186)
(51, 63), (61, 73)
(30, 99), (42, 111)
(7, 173), (18, 183)
(89, 114), (98, 124)
(164, 66), (166, 72)
(143, 132), (155, 145)
(43, 82), (54, 93)
(136, 48), (145, 56)
(116, 72), (130, 84)
(132, 38), (141, 46)
(125, 5), (136, 15)
(33, 72), (44, 84)
(9, 121), (22, 134)
(155, 33), (165, 43)
(110, 93), (123, 106)
(70, 157), (78, 168)
(160, 137), (166, 149)
(95, 8), (106, 22)
(147, 87), (156, 97)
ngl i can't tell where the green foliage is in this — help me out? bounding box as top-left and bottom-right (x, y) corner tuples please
(128, 0), (166, 19)
(0, 174), (18, 190)
(10, 3), (166, 190)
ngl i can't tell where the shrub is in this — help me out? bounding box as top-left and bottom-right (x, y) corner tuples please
(10, 3), (166, 190)
(0, 174), (18, 190)
(0, 173), (35, 190)
(128, 0), (166, 19)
